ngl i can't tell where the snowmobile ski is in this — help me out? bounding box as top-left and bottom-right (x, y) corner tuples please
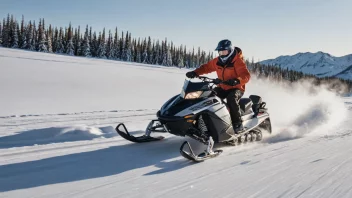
(115, 123), (164, 143)
(179, 138), (223, 162)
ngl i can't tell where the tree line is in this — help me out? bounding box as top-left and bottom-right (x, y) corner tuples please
(0, 14), (214, 67)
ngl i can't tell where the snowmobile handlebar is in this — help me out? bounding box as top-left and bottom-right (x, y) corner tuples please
(197, 76), (224, 85)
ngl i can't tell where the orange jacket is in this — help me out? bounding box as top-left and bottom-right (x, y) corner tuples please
(194, 47), (250, 92)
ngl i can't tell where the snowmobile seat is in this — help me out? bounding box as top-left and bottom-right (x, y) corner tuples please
(239, 98), (253, 115)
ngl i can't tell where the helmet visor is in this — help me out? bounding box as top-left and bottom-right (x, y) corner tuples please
(218, 50), (229, 56)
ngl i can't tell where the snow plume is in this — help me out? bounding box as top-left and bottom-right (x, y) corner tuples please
(245, 77), (348, 142)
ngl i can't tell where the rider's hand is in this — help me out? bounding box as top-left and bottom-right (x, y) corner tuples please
(213, 78), (222, 85)
(186, 71), (197, 78)
(224, 78), (240, 86)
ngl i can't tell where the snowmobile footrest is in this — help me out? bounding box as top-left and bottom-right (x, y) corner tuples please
(115, 123), (164, 143)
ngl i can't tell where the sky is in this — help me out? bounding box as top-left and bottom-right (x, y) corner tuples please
(1, 0), (351, 61)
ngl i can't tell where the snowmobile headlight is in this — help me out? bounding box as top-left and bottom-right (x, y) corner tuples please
(184, 91), (203, 99)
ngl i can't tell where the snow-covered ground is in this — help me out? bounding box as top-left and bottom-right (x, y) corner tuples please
(1, 47), (352, 198)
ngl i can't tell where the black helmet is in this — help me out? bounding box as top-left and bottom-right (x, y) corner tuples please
(215, 39), (232, 51)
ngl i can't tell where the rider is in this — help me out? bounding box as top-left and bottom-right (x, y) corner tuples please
(186, 39), (251, 133)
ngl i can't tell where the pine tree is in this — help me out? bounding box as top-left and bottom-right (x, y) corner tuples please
(196, 47), (201, 67)
(113, 27), (119, 59)
(122, 31), (128, 61)
(106, 30), (114, 59)
(153, 40), (161, 65)
(2, 15), (10, 47)
(177, 46), (184, 67)
(47, 24), (53, 53)
(0, 21), (2, 46)
(11, 19), (19, 48)
(146, 36), (152, 64)
(74, 27), (80, 56)
(8, 15), (14, 47)
(150, 41), (155, 64)
(141, 38), (148, 63)
(52, 27), (58, 52)
(120, 31), (125, 60)
(90, 31), (97, 57)
(37, 19), (47, 52)
(183, 46), (188, 67)
(25, 21), (33, 50)
(20, 16), (27, 49)
(161, 40), (168, 66)
(65, 23), (74, 55)
(55, 27), (64, 53)
(166, 43), (173, 66)
(131, 39), (136, 62)
(81, 25), (91, 57)
(125, 33), (132, 61)
(31, 21), (37, 51)
(97, 29), (106, 58)
(89, 26), (92, 50)
(136, 38), (142, 63)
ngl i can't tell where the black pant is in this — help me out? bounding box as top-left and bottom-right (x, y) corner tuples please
(214, 87), (243, 125)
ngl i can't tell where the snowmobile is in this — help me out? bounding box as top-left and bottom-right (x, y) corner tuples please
(115, 76), (272, 162)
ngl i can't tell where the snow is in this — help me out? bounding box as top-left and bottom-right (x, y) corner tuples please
(1, 47), (352, 197)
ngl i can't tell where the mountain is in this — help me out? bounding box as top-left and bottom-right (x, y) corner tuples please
(259, 52), (352, 80)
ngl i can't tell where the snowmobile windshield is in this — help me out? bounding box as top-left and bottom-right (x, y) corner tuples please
(180, 79), (211, 99)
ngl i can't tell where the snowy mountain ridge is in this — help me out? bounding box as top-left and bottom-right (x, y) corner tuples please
(259, 51), (352, 80)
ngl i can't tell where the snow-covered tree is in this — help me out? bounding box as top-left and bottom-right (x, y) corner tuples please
(37, 19), (47, 52)
(166, 43), (173, 66)
(25, 21), (32, 50)
(120, 31), (125, 60)
(47, 33), (53, 53)
(147, 36), (152, 64)
(113, 27), (119, 59)
(18, 15), (25, 48)
(97, 29), (106, 58)
(0, 21), (2, 46)
(65, 24), (74, 55)
(2, 15), (10, 47)
(90, 32), (97, 57)
(47, 25), (53, 53)
(106, 30), (114, 59)
(55, 27), (64, 53)
(11, 19), (19, 49)
(52, 27), (58, 52)
(141, 38), (148, 63)
(153, 40), (161, 65)
(31, 21), (37, 51)
(81, 25), (91, 57)
(136, 39), (142, 63)
(161, 40), (168, 66)
(74, 27), (81, 56)
(177, 46), (184, 67)
(20, 18), (27, 49)
(125, 33), (132, 61)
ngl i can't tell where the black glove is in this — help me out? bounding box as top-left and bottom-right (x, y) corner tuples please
(213, 78), (222, 85)
(186, 71), (197, 78)
(224, 78), (240, 86)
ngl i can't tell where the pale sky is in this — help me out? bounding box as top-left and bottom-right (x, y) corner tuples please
(1, 0), (351, 60)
